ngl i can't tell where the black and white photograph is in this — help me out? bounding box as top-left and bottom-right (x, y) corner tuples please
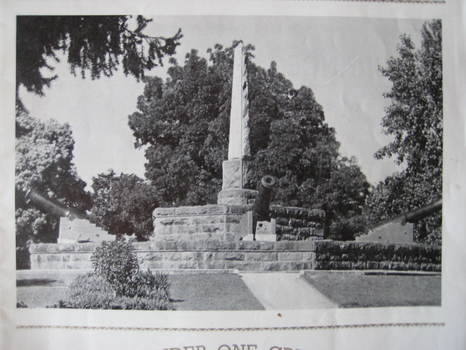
(15, 15), (443, 311)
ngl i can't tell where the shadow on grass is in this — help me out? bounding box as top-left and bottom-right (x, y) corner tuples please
(169, 298), (185, 303)
(17, 278), (58, 287)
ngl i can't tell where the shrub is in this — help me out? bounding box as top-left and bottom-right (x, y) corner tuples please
(59, 240), (173, 310)
(58, 272), (174, 310)
(16, 245), (31, 270)
(91, 239), (139, 296)
(129, 270), (170, 300)
(112, 294), (173, 310)
(59, 273), (116, 309)
(314, 240), (441, 271)
(17, 301), (28, 308)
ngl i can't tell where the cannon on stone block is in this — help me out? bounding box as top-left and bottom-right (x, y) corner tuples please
(25, 188), (81, 219)
(356, 198), (442, 244)
(252, 175), (277, 240)
(401, 198), (442, 225)
(24, 188), (112, 243)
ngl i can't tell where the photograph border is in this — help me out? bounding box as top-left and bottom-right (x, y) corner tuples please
(2, 0), (465, 349)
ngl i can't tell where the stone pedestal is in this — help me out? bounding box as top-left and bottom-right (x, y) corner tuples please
(217, 159), (257, 205)
(355, 219), (414, 244)
(153, 204), (252, 242)
(58, 217), (112, 243)
(221, 159), (249, 188)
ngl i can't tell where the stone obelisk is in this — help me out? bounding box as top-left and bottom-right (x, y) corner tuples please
(218, 42), (258, 206)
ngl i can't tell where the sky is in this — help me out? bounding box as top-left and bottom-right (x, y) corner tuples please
(19, 15), (426, 188)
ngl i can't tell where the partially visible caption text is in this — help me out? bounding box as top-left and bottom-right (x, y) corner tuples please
(164, 345), (301, 350)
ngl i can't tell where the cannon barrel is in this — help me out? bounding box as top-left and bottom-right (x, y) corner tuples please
(402, 199), (442, 224)
(253, 175), (277, 222)
(25, 189), (81, 219)
(252, 175), (277, 239)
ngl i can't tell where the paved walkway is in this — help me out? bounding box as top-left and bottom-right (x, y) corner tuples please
(240, 272), (337, 310)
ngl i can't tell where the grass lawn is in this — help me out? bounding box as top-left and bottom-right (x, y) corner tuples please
(302, 271), (441, 308)
(17, 270), (84, 308)
(17, 286), (68, 308)
(16, 270), (264, 310)
(169, 273), (264, 310)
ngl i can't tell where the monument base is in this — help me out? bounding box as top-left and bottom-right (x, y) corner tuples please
(218, 158), (257, 205)
(221, 159), (250, 188)
(153, 204), (252, 242)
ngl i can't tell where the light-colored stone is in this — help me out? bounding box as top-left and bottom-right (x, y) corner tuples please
(213, 252), (245, 261)
(218, 43), (255, 205)
(222, 159), (245, 189)
(356, 219), (414, 244)
(278, 252), (304, 261)
(245, 252), (278, 261)
(58, 217), (113, 244)
(217, 188), (257, 205)
(228, 42), (250, 160)
(152, 204), (251, 241)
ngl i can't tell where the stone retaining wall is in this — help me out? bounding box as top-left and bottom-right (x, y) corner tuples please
(29, 240), (317, 271)
(28, 240), (441, 272)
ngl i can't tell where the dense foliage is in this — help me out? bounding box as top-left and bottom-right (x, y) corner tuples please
(90, 171), (158, 239)
(17, 15), (182, 96)
(59, 240), (172, 310)
(366, 20), (442, 244)
(314, 240), (441, 271)
(91, 240), (140, 296)
(15, 108), (91, 268)
(15, 15), (181, 265)
(129, 43), (370, 240)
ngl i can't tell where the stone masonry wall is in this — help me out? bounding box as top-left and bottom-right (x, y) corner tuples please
(270, 205), (325, 241)
(28, 240), (440, 272)
(29, 240), (316, 271)
(153, 205), (251, 242)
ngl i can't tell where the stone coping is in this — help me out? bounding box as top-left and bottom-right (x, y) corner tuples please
(30, 240), (317, 253)
(17, 268), (240, 275)
(29, 239), (439, 254)
(154, 204), (252, 217)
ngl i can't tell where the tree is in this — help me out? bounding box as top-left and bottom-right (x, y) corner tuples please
(366, 20), (442, 244)
(17, 15), (182, 97)
(90, 171), (158, 240)
(15, 15), (182, 265)
(129, 43), (370, 239)
(15, 107), (92, 267)
(313, 157), (370, 240)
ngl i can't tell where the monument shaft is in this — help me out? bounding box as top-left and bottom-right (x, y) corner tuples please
(228, 42), (250, 160)
(218, 42), (257, 205)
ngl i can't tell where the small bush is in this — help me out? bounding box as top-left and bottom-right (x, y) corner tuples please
(113, 294), (173, 310)
(59, 272), (173, 310)
(314, 240), (441, 271)
(17, 301), (28, 308)
(91, 239), (139, 296)
(59, 240), (173, 310)
(129, 270), (170, 299)
(59, 273), (116, 309)
(16, 245), (31, 270)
